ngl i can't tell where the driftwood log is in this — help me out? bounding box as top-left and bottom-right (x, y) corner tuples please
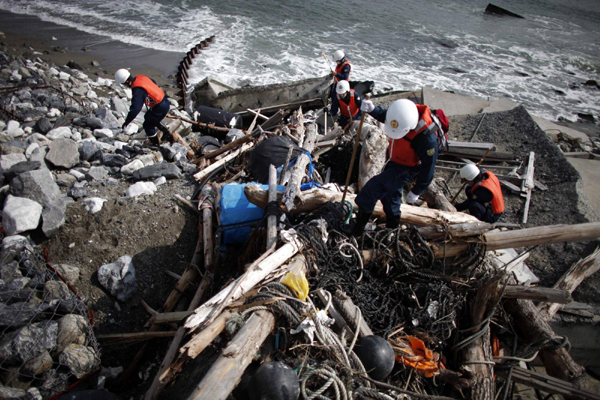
(184, 246), (304, 331)
(421, 178), (456, 212)
(282, 123), (317, 211)
(503, 297), (595, 397)
(244, 185), (480, 225)
(358, 123), (387, 190)
(538, 247), (600, 320)
(185, 310), (276, 400)
(459, 278), (503, 399)
(429, 222), (600, 258)
(193, 142), (254, 181)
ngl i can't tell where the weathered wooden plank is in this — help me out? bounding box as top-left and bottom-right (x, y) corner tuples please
(186, 310), (276, 400)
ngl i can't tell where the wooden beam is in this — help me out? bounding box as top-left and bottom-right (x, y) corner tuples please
(503, 285), (571, 304)
(522, 152), (535, 224)
(186, 310), (276, 400)
(430, 222), (600, 258)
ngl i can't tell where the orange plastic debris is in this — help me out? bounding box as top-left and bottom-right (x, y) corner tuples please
(390, 335), (443, 378)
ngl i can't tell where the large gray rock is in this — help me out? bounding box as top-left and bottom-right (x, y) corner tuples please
(45, 138), (79, 169)
(97, 255), (137, 302)
(111, 96), (129, 118)
(79, 140), (103, 162)
(0, 153), (27, 171)
(9, 168), (61, 207)
(0, 235), (34, 263)
(0, 386), (26, 399)
(85, 166), (108, 181)
(41, 199), (67, 238)
(2, 195), (43, 236)
(3, 161), (42, 184)
(0, 320), (58, 364)
(34, 118), (53, 134)
(21, 350), (53, 376)
(45, 126), (72, 140)
(132, 163), (183, 181)
(56, 314), (88, 353)
(58, 344), (98, 379)
(54, 264), (80, 284)
(95, 108), (120, 130)
(0, 302), (50, 330)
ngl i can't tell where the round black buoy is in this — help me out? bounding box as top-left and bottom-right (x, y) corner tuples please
(353, 335), (395, 380)
(248, 361), (300, 400)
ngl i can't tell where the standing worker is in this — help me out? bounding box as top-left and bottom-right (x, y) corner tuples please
(351, 98), (442, 234)
(455, 164), (504, 223)
(330, 80), (363, 129)
(328, 50), (351, 100)
(332, 50), (351, 83)
(114, 68), (172, 145)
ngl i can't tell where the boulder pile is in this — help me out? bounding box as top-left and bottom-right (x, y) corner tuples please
(0, 47), (200, 398)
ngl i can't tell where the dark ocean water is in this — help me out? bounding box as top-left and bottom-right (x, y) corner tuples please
(1, 0), (599, 122)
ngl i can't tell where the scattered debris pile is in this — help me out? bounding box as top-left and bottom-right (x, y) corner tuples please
(1, 39), (600, 400)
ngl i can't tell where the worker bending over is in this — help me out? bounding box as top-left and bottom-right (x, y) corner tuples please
(456, 164), (504, 223)
(330, 80), (363, 128)
(115, 68), (172, 145)
(351, 98), (441, 234)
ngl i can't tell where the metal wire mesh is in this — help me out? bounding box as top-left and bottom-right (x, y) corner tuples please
(0, 237), (100, 399)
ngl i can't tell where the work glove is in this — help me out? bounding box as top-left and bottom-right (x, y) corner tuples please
(406, 191), (420, 205)
(360, 99), (375, 113)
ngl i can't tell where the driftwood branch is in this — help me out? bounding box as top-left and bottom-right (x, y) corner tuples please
(538, 247), (600, 320)
(186, 310), (276, 400)
(282, 123), (317, 211)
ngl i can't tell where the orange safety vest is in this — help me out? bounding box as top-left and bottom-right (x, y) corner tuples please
(337, 90), (360, 118)
(472, 171), (505, 214)
(132, 75), (165, 107)
(334, 59), (351, 83)
(388, 105), (436, 167)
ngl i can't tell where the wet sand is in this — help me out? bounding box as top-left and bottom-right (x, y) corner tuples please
(0, 9), (183, 88)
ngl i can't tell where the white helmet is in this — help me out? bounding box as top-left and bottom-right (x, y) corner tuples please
(114, 68), (131, 85)
(332, 50), (345, 62)
(336, 80), (350, 95)
(460, 164), (480, 181)
(384, 99), (419, 139)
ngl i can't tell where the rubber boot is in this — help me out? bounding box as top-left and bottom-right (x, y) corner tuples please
(352, 209), (373, 237)
(147, 134), (160, 146)
(386, 213), (400, 229)
(158, 123), (173, 143)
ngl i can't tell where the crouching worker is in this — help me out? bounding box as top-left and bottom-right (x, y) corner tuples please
(351, 98), (440, 235)
(456, 164), (504, 223)
(330, 80), (363, 129)
(114, 68), (172, 146)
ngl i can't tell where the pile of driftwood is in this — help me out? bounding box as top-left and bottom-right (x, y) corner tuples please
(109, 105), (600, 400)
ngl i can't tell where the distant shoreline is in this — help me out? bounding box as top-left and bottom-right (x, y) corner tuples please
(0, 9), (183, 89)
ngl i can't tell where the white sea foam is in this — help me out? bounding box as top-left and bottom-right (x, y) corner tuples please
(0, 0), (598, 122)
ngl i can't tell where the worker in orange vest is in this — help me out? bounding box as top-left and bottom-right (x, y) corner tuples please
(330, 80), (364, 128)
(351, 98), (441, 234)
(456, 164), (505, 223)
(328, 50), (351, 100)
(115, 68), (172, 146)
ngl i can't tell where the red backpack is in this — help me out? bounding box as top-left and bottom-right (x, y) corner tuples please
(431, 109), (450, 153)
